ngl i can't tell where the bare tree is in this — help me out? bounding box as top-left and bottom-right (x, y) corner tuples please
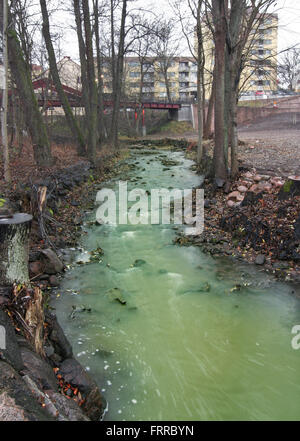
(278, 48), (300, 91)
(109, 0), (127, 149)
(40, 0), (86, 156)
(211, 0), (228, 184)
(7, 7), (52, 166)
(1, 0), (10, 182)
(152, 19), (178, 103)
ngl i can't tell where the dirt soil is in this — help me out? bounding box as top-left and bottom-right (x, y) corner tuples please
(238, 111), (300, 178)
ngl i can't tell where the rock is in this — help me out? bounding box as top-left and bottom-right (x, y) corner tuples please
(227, 191), (240, 200)
(249, 184), (259, 192)
(258, 183), (272, 192)
(0, 286), (11, 307)
(45, 391), (90, 421)
(40, 249), (64, 275)
(255, 254), (266, 265)
(44, 344), (55, 358)
(244, 172), (253, 179)
(59, 358), (103, 421)
(237, 186), (247, 193)
(0, 309), (24, 372)
(29, 261), (44, 278)
(227, 200), (235, 208)
(45, 313), (73, 360)
(20, 346), (58, 391)
(0, 361), (53, 421)
(273, 180), (284, 188)
(253, 175), (262, 182)
(49, 275), (59, 287)
(133, 259), (146, 267)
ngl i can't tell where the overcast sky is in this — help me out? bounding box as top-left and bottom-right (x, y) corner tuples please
(57, 0), (300, 62)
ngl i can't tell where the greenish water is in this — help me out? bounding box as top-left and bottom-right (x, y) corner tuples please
(52, 149), (300, 421)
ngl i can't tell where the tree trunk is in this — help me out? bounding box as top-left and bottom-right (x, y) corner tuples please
(40, 0), (86, 156)
(196, 3), (203, 165)
(204, 84), (214, 139)
(73, 0), (90, 136)
(110, 0), (127, 149)
(2, 0), (10, 182)
(212, 0), (228, 184)
(93, 0), (106, 144)
(7, 15), (52, 167)
(82, 0), (98, 162)
(0, 214), (32, 286)
(230, 86), (239, 177)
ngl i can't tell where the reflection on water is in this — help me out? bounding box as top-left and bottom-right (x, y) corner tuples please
(52, 149), (300, 421)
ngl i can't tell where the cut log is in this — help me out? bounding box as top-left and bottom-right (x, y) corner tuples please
(279, 176), (300, 200)
(0, 214), (32, 286)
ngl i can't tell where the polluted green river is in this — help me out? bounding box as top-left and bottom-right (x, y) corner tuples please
(52, 147), (300, 421)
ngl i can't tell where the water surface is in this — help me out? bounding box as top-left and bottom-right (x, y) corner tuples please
(52, 149), (300, 421)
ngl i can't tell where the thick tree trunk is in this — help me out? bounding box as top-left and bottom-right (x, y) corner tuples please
(0, 214), (32, 286)
(230, 87), (239, 177)
(110, 0), (127, 149)
(196, 4), (203, 165)
(73, 0), (90, 135)
(40, 0), (86, 156)
(93, 0), (106, 144)
(212, 0), (228, 184)
(82, 0), (98, 162)
(7, 17), (52, 167)
(2, 0), (10, 182)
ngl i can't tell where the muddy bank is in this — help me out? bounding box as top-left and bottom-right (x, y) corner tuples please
(0, 150), (128, 421)
(175, 165), (300, 285)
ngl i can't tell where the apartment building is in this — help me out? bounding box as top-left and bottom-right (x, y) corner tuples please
(245, 13), (278, 93)
(121, 56), (197, 101)
(196, 12), (279, 97)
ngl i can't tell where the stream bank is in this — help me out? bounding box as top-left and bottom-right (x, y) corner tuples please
(0, 150), (129, 421)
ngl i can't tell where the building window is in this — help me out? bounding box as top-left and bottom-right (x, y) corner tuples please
(128, 61), (139, 67)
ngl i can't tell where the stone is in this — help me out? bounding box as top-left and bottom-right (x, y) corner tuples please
(237, 186), (247, 193)
(255, 254), (266, 265)
(44, 345), (55, 358)
(227, 191), (240, 200)
(45, 312), (73, 360)
(133, 259), (146, 267)
(45, 391), (90, 421)
(59, 358), (103, 421)
(0, 361), (53, 421)
(29, 261), (43, 278)
(40, 249), (64, 275)
(249, 184), (259, 192)
(253, 175), (262, 182)
(227, 200), (235, 208)
(20, 346), (58, 392)
(49, 275), (59, 287)
(0, 309), (24, 372)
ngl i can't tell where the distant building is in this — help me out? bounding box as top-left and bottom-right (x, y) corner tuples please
(195, 12), (279, 97)
(100, 56), (197, 102)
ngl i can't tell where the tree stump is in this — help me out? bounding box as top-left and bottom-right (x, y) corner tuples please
(0, 214), (32, 286)
(279, 176), (300, 200)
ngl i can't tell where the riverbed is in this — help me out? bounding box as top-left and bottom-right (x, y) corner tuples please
(52, 147), (300, 421)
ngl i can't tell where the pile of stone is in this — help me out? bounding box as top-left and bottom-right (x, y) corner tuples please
(226, 171), (285, 208)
